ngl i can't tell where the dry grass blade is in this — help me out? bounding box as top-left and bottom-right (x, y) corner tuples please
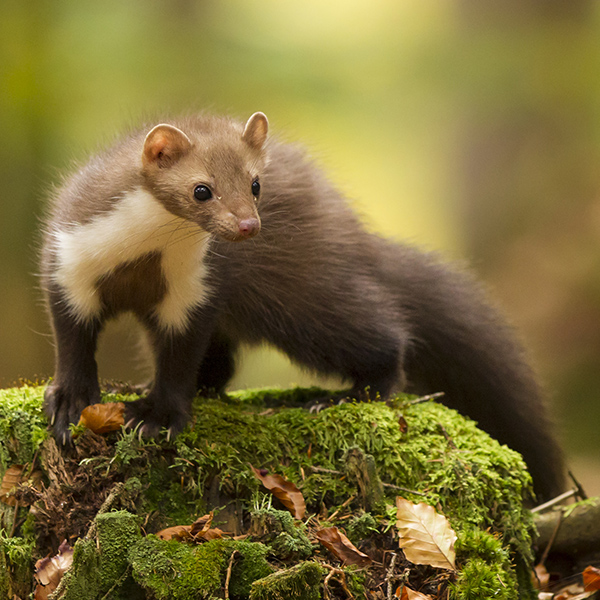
(316, 526), (372, 568)
(250, 464), (306, 519)
(78, 402), (125, 434)
(396, 497), (456, 571)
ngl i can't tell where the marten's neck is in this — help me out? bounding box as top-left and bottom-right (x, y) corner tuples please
(51, 186), (212, 332)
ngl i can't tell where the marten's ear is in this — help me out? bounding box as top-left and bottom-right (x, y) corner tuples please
(142, 124), (192, 168)
(242, 112), (268, 150)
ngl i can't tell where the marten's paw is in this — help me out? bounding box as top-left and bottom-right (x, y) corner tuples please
(124, 396), (190, 441)
(44, 382), (101, 445)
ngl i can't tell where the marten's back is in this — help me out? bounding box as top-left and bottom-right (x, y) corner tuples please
(213, 140), (406, 349)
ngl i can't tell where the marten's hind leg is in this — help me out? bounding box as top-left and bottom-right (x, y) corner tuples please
(348, 336), (406, 401)
(196, 330), (238, 394)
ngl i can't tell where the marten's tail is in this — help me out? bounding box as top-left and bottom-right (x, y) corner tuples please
(376, 239), (565, 501)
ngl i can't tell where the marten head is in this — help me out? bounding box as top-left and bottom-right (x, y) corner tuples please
(140, 112), (268, 242)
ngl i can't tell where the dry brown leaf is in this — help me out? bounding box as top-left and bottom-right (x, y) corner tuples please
(250, 464), (306, 519)
(156, 525), (192, 541)
(398, 415), (408, 434)
(78, 402), (125, 434)
(583, 565), (600, 592)
(396, 497), (456, 571)
(34, 540), (73, 600)
(200, 528), (225, 541)
(400, 586), (433, 600)
(156, 513), (230, 543)
(190, 513), (214, 537)
(0, 465), (24, 506)
(315, 526), (372, 567)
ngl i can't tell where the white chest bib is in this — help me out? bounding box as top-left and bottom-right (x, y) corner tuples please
(52, 187), (212, 333)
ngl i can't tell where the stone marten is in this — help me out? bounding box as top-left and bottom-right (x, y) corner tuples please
(40, 112), (565, 500)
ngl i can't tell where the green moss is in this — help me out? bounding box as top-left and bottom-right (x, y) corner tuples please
(251, 508), (313, 561)
(96, 511), (141, 591)
(345, 512), (378, 544)
(59, 511), (143, 600)
(128, 536), (275, 599)
(228, 386), (335, 407)
(0, 549), (9, 600)
(452, 558), (517, 600)
(0, 384), (47, 472)
(0, 385), (538, 599)
(229, 540), (274, 598)
(249, 561), (326, 600)
(344, 567), (369, 600)
(129, 536), (227, 599)
(0, 534), (34, 599)
(450, 527), (522, 600)
(60, 538), (102, 600)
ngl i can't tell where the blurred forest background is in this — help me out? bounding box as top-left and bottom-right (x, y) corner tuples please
(1, 0), (599, 493)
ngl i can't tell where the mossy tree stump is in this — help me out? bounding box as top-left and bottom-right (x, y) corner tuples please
(0, 384), (538, 599)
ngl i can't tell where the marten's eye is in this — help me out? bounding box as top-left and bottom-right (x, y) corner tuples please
(194, 185), (212, 202)
(251, 179), (261, 198)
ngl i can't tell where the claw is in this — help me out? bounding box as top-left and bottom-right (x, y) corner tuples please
(166, 428), (172, 443)
(50, 411), (56, 426)
(61, 432), (67, 446)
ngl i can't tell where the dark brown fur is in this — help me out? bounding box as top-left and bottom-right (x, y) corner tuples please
(41, 113), (565, 501)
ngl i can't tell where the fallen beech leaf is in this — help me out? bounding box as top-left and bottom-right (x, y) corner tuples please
(190, 513), (214, 537)
(157, 513), (230, 543)
(250, 465), (306, 519)
(200, 527), (225, 541)
(0, 465), (24, 506)
(583, 565), (600, 592)
(315, 526), (372, 567)
(34, 540), (73, 600)
(400, 586), (433, 600)
(396, 497), (456, 570)
(156, 525), (191, 541)
(78, 402), (125, 434)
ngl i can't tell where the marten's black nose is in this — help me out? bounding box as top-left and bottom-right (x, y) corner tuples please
(238, 218), (260, 239)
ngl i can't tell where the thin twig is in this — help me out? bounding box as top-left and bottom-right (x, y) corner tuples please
(568, 470), (588, 501)
(323, 564), (355, 600)
(309, 466), (343, 476)
(407, 392), (445, 406)
(386, 553), (398, 600)
(224, 550), (239, 599)
(531, 489), (578, 513)
(329, 494), (357, 521)
(438, 424), (457, 450)
(538, 511), (563, 568)
(86, 482), (126, 540)
(381, 482), (426, 497)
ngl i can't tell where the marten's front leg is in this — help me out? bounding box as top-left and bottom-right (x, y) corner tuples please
(43, 285), (103, 444)
(126, 307), (218, 437)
